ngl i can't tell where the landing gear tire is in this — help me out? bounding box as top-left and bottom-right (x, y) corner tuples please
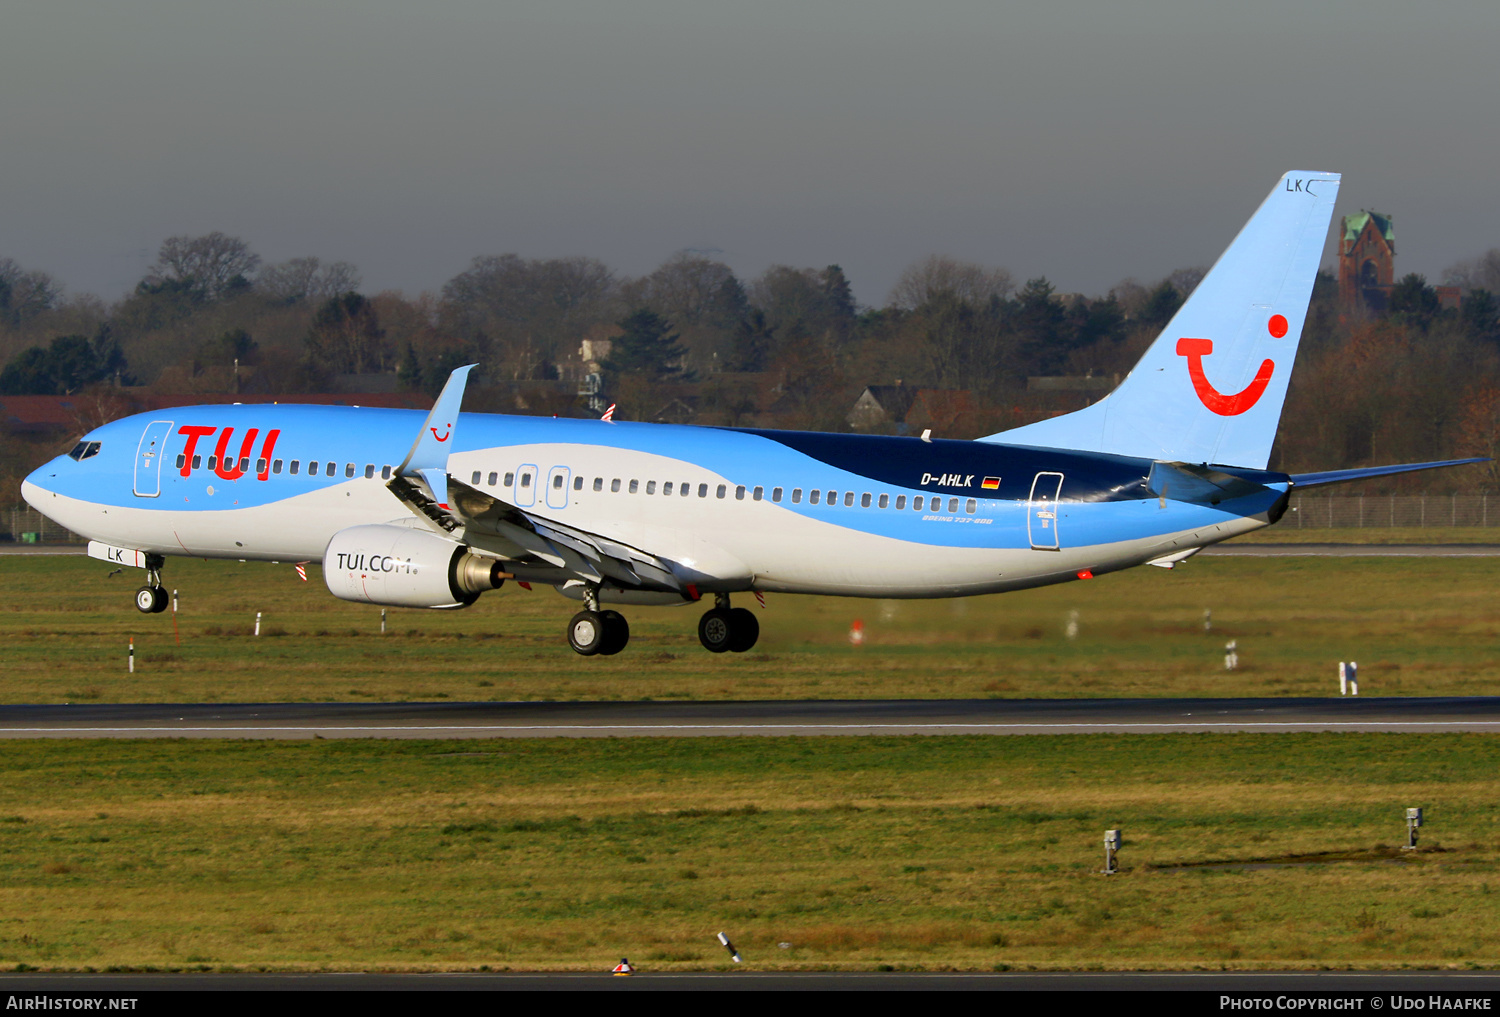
(698, 608), (733, 653)
(599, 610), (630, 656)
(568, 610), (607, 656)
(727, 607), (759, 652)
(135, 586), (168, 614)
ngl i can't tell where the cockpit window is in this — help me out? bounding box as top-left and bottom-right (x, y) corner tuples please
(67, 441), (101, 461)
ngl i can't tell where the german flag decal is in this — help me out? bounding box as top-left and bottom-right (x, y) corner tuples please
(981, 476), (1001, 490)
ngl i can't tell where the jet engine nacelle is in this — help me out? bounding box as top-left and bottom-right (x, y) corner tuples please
(323, 524), (509, 609)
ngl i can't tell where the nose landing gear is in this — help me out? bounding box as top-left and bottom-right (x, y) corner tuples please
(698, 593), (758, 653)
(133, 554), (168, 614)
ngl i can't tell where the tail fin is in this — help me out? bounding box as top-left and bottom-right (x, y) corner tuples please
(982, 171), (1340, 469)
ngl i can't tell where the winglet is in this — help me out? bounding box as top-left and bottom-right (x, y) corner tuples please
(397, 365), (475, 478)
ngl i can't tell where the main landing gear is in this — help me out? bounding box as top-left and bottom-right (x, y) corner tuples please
(566, 587), (630, 656)
(561, 589), (760, 656)
(133, 554), (168, 614)
(698, 593), (758, 654)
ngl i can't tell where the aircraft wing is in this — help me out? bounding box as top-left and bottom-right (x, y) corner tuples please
(441, 474), (687, 594)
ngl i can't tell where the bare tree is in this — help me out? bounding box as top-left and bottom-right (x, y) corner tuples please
(146, 232), (261, 301)
(440, 254), (618, 375)
(257, 256), (363, 304)
(888, 255), (1013, 310)
(1444, 249), (1500, 293)
(634, 252), (737, 327)
(0, 257), (60, 325)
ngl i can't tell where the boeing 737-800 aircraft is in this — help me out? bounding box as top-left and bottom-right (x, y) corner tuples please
(21, 172), (1481, 655)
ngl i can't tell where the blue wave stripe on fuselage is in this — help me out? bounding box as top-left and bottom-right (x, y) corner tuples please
(45, 405), (1286, 550)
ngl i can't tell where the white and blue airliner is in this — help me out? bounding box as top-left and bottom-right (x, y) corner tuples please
(22, 172), (1481, 655)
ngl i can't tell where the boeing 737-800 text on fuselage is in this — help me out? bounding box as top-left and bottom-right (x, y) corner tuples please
(21, 172), (1481, 655)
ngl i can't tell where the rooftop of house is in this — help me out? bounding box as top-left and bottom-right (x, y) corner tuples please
(1344, 211), (1395, 247)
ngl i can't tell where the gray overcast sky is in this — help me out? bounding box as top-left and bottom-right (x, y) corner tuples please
(3, 0), (1498, 305)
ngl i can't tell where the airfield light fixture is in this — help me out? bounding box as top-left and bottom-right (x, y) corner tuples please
(1403, 807), (1423, 850)
(1102, 829), (1121, 875)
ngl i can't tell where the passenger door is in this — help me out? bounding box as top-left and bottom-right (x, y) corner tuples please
(132, 420), (175, 498)
(1027, 471), (1064, 550)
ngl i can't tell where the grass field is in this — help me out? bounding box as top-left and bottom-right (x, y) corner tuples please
(1230, 527), (1500, 544)
(0, 734), (1496, 972)
(0, 553), (1498, 702)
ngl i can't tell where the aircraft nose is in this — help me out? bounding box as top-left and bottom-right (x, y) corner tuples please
(21, 462), (58, 509)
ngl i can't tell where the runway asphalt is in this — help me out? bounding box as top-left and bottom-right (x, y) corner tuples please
(2, 696), (1499, 738)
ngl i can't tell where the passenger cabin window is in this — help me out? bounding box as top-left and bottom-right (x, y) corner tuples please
(290, 460), (300, 475)
(239, 457), (250, 472)
(697, 483), (708, 498)
(772, 487), (782, 502)
(504, 472), (515, 486)
(382, 465), (392, 480)
(753, 486), (763, 501)
(176, 454), (186, 469)
(735, 485), (745, 500)
(895, 495), (905, 510)
(645, 481), (655, 494)
(878, 494), (889, 508)
(520, 473), (531, 488)
(573, 476), (583, 491)
(326, 462), (336, 476)
(208, 455), (219, 470)
(257, 458), (268, 475)
(307, 461), (317, 476)
(488, 472), (498, 486)
(965, 498), (977, 514)
(612, 479), (621, 492)
(716, 484), (726, 499)
(554, 474), (565, 489)
(912, 495), (922, 510)
(809, 489), (820, 505)
(844, 492), (854, 507)
(680, 482), (689, 497)
(629, 479), (639, 494)
(472, 471), (482, 484)
(860, 493), (871, 508)
(192, 455), (202, 470)
(593, 477), (603, 492)
(663, 482), (673, 496)
(948, 497), (959, 513)
(364, 464), (375, 479)
(273, 459), (283, 475)
(791, 488), (802, 504)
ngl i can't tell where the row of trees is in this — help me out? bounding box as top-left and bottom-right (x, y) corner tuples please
(6, 233), (1500, 490)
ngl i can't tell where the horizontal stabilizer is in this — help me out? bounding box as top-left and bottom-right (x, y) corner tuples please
(1289, 458), (1488, 489)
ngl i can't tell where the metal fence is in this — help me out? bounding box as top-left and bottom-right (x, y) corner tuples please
(1286, 493), (1498, 529)
(2, 506), (86, 544)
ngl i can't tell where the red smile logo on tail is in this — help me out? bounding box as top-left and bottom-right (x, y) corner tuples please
(1175, 315), (1286, 416)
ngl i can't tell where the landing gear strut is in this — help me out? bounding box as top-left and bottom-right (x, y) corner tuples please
(134, 554), (168, 614)
(565, 586), (630, 656)
(698, 593), (758, 653)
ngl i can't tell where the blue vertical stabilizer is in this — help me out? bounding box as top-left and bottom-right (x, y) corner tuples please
(982, 171), (1340, 469)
